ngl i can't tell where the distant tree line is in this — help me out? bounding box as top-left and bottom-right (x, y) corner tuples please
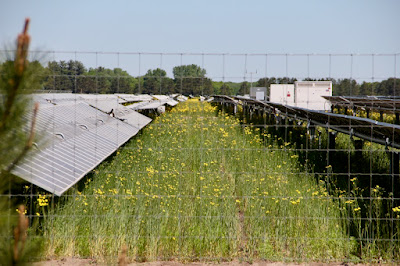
(329, 78), (400, 96)
(1, 59), (398, 96)
(22, 60), (215, 95)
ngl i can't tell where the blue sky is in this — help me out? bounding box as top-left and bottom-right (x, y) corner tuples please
(1, 0), (399, 81)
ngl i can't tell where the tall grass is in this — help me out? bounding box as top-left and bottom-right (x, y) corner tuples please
(234, 102), (400, 262)
(42, 100), (354, 263)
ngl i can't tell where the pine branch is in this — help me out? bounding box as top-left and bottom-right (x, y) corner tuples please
(0, 18), (30, 132)
(13, 205), (29, 263)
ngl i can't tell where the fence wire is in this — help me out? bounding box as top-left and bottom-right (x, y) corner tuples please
(1, 51), (400, 264)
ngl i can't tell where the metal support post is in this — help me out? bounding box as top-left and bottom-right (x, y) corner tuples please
(328, 131), (336, 151)
(354, 139), (364, 159)
(389, 151), (399, 176)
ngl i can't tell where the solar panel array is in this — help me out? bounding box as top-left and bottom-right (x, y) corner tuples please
(129, 95), (179, 111)
(268, 101), (400, 148)
(84, 98), (152, 129)
(324, 96), (400, 115)
(213, 95), (400, 149)
(12, 93), (180, 196)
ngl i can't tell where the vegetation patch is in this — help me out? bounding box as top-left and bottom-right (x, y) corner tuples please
(41, 100), (355, 263)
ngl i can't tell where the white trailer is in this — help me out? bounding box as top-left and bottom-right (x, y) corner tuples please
(268, 81), (332, 111)
(270, 84), (295, 105)
(294, 81), (332, 110)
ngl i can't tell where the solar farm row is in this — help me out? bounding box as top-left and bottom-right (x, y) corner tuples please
(13, 94), (185, 196)
(212, 95), (400, 149)
(323, 96), (400, 114)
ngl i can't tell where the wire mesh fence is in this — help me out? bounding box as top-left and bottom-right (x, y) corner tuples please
(1, 51), (400, 264)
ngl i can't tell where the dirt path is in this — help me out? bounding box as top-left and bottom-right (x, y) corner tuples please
(34, 258), (374, 266)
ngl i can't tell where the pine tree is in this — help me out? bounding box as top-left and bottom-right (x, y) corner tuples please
(0, 18), (43, 265)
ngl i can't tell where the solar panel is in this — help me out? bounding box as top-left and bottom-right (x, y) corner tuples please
(12, 101), (141, 196)
(213, 95), (238, 104)
(84, 98), (124, 113)
(116, 94), (154, 102)
(117, 111), (152, 129)
(84, 99), (152, 129)
(165, 100), (179, 106)
(216, 96), (400, 149)
(35, 93), (80, 102)
(129, 101), (165, 110)
(270, 102), (400, 146)
(175, 95), (188, 102)
(206, 97), (214, 102)
(324, 96), (400, 114)
(153, 95), (179, 106)
(152, 95), (169, 100)
(79, 94), (119, 102)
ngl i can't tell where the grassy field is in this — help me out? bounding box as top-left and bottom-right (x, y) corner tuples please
(40, 99), (356, 263)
